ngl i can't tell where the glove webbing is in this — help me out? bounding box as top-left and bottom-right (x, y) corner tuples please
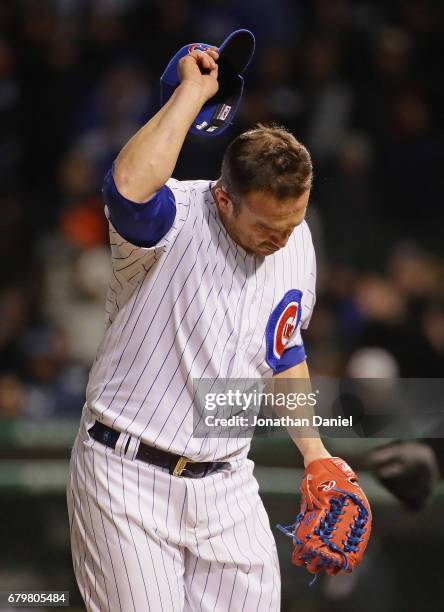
(276, 488), (370, 576)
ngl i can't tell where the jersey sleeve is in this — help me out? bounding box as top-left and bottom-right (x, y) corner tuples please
(102, 168), (192, 286)
(272, 225), (317, 374)
(103, 167), (176, 248)
(300, 225), (317, 331)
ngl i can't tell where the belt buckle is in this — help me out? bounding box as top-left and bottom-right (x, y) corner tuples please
(172, 456), (190, 477)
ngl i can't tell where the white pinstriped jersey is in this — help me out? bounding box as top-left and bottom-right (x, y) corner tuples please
(85, 179), (316, 462)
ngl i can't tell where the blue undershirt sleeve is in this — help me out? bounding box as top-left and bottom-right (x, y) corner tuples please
(102, 167), (177, 248)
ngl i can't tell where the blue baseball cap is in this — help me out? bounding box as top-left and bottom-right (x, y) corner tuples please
(160, 29), (255, 137)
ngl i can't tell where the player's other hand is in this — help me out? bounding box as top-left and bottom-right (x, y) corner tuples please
(178, 47), (219, 102)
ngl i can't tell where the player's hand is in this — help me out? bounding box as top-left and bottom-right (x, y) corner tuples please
(178, 47), (219, 103)
(277, 457), (372, 576)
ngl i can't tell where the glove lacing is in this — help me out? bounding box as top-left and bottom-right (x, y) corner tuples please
(276, 487), (370, 578)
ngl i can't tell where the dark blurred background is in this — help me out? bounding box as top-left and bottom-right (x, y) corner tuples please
(0, 0), (443, 610)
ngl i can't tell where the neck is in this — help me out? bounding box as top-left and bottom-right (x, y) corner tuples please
(210, 180), (227, 227)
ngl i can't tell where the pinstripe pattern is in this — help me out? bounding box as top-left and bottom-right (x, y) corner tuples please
(85, 178), (316, 462)
(68, 176), (317, 610)
(68, 409), (280, 611)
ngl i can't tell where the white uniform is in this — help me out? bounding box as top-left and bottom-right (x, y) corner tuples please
(67, 178), (316, 611)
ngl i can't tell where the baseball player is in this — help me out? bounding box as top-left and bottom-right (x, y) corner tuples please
(67, 31), (371, 612)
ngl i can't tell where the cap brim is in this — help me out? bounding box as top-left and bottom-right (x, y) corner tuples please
(218, 29), (255, 75)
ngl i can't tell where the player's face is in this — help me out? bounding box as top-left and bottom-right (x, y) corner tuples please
(214, 187), (310, 256)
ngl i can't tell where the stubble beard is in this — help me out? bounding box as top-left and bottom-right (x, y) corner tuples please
(220, 211), (257, 255)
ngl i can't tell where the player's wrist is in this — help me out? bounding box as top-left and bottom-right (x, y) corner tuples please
(302, 444), (332, 468)
(177, 79), (212, 105)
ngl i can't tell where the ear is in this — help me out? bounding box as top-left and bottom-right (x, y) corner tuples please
(214, 186), (234, 215)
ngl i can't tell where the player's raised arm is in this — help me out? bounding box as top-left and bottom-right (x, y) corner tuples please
(113, 48), (219, 203)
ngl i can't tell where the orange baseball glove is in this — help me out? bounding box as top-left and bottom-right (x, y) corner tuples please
(277, 457), (372, 576)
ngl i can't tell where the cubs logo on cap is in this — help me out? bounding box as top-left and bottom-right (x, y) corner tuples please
(265, 289), (304, 373)
(188, 44), (208, 54)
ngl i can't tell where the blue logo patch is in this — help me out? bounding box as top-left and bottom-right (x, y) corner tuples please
(265, 289), (303, 371)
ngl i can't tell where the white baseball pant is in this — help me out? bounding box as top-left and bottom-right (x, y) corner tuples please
(67, 420), (281, 611)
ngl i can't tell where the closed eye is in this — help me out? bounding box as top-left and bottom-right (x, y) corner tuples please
(257, 220), (303, 233)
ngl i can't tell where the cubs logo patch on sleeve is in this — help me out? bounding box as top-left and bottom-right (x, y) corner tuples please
(265, 289), (305, 373)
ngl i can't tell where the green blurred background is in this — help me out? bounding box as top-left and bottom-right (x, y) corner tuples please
(3, 424), (444, 611)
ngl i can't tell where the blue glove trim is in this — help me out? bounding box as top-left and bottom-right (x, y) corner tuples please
(276, 488), (371, 579)
(102, 168), (176, 248)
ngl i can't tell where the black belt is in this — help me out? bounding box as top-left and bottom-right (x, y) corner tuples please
(87, 421), (229, 478)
